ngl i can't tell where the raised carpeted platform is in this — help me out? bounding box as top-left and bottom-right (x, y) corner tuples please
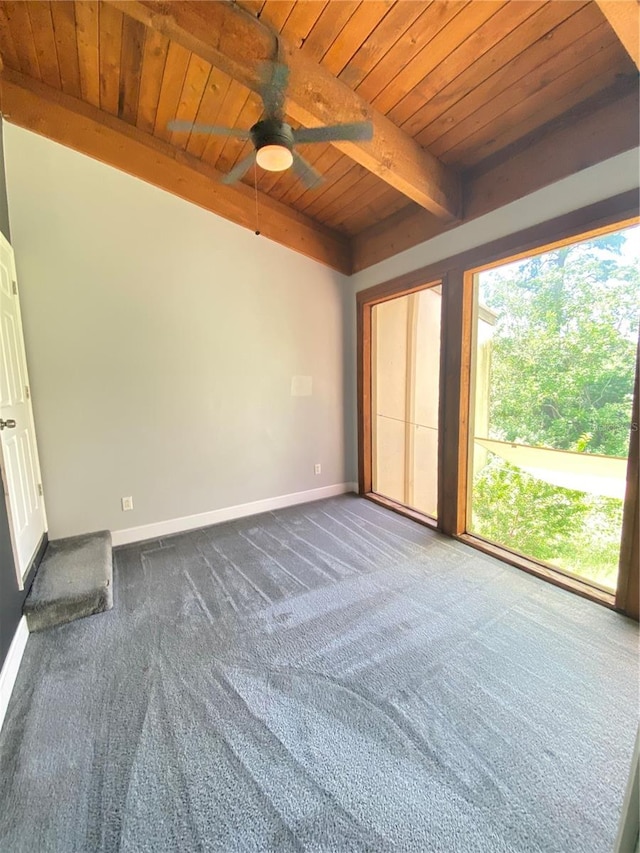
(1, 495), (637, 851)
(23, 530), (113, 632)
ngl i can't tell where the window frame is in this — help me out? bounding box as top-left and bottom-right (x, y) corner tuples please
(357, 190), (639, 617)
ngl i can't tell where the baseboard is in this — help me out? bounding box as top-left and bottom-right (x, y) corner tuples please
(0, 616), (29, 734)
(112, 482), (359, 547)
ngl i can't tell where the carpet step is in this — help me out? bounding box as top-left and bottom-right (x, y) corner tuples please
(24, 531), (113, 632)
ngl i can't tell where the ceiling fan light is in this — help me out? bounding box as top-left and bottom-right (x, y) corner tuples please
(256, 144), (293, 172)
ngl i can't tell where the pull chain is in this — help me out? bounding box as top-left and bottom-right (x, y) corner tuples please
(254, 165), (260, 236)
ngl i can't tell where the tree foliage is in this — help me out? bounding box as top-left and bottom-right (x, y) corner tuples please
(480, 232), (638, 456)
(471, 228), (639, 587)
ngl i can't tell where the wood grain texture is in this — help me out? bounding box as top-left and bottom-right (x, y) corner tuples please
(352, 86), (639, 271)
(595, 0), (640, 68)
(318, 174), (404, 233)
(152, 39), (190, 142)
(358, 2), (467, 110)
(616, 341), (639, 620)
(465, 87), (639, 219)
(183, 67), (234, 159)
(380, 3), (506, 126)
(255, 0), (295, 34)
(334, 183), (405, 234)
(5, 1), (41, 79)
(2, 69), (351, 272)
(280, 0), (328, 49)
(421, 5), (608, 156)
(441, 26), (630, 167)
(74, 0), (99, 107)
(1, 0), (636, 258)
(305, 166), (372, 224)
(110, 0), (462, 219)
(299, 160), (367, 215)
(50, 1), (81, 98)
(169, 51), (211, 150)
(270, 144), (339, 204)
(136, 25), (168, 133)
(398, 0), (552, 138)
(118, 13), (145, 124)
(199, 77), (251, 167)
(385, 1), (509, 129)
(98, 1), (122, 115)
(321, 1), (392, 77)
(438, 269), (472, 536)
(0, 3), (19, 71)
(338, 2), (424, 92)
(300, 1), (359, 63)
(214, 89), (262, 172)
(26, 2), (61, 89)
(411, 1), (589, 150)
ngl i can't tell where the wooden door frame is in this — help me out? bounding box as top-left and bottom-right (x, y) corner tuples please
(616, 342), (639, 620)
(357, 276), (443, 528)
(357, 190), (639, 618)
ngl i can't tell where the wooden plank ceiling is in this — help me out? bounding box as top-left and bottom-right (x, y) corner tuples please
(0, 1), (637, 272)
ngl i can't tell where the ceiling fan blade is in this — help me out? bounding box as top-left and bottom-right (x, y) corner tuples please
(293, 121), (373, 145)
(168, 120), (250, 138)
(292, 151), (323, 190)
(221, 152), (257, 185)
(258, 61), (289, 118)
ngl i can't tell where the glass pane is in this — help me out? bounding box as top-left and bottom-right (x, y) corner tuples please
(468, 225), (640, 591)
(372, 286), (441, 518)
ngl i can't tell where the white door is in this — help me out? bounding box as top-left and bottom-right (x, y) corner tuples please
(0, 232), (47, 587)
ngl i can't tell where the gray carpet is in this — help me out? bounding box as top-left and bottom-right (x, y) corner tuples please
(24, 530), (113, 632)
(0, 494), (637, 852)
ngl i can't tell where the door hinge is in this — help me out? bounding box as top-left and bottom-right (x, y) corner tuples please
(37, 483), (43, 497)
(11, 281), (17, 295)
(25, 385), (30, 399)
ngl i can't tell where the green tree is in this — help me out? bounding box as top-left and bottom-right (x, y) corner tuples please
(473, 458), (590, 561)
(481, 232), (638, 456)
(472, 228), (639, 587)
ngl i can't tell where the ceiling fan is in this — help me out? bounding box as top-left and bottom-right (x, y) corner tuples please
(168, 61), (373, 189)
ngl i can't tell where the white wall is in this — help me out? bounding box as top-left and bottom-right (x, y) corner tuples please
(344, 150), (640, 481)
(4, 124), (638, 534)
(4, 124), (350, 539)
(351, 150), (640, 293)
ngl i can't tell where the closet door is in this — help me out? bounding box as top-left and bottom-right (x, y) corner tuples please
(371, 284), (442, 521)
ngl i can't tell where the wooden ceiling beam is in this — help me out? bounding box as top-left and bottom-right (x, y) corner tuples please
(0, 69), (351, 273)
(352, 87), (639, 271)
(108, 0), (462, 221)
(595, 0), (640, 69)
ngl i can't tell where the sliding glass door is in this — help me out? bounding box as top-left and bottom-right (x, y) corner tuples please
(371, 285), (441, 520)
(467, 225), (639, 591)
(359, 198), (639, 613)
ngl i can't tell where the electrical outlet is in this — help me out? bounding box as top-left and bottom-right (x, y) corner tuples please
(121, 496), (134, 512)
(314, 464), (321, 475)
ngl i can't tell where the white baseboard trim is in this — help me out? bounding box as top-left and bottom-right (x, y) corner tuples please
(112, 482), (359, 547)
(0, 616), (29, 735)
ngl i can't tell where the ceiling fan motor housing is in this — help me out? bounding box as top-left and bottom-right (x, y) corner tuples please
(250, 119), (295, 153)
